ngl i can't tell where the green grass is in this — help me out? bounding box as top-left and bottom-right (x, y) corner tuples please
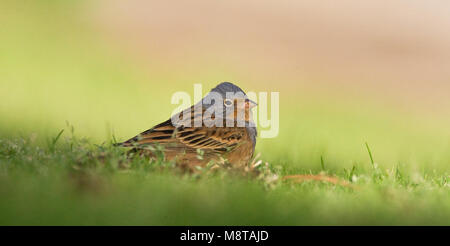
(1, 1), (449, 225)
(0, 129), (449, 225)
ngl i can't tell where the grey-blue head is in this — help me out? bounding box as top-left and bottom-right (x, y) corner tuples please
(206, 82), (258, 145)
(211, 82), (246, 96)
(202, 82), (257, 110)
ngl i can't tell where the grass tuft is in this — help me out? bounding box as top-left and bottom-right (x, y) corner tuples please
(0, 129), (449, 225)
(365, 142), (375, 168)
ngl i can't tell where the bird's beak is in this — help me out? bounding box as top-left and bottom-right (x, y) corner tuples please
(245, 98), (258, 108)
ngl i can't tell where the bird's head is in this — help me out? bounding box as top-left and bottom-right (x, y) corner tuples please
(202, 82), (257, 125)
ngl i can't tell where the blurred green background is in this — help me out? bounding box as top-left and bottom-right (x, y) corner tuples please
(1, 1), (449, 225)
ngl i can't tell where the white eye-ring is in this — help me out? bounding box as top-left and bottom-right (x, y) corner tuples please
(224, 99), (234, 107)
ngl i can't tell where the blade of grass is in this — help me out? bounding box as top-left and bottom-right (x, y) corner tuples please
(320, 155), (325, 170)
(365, 142), (375, 168)
(53, 129), (64, 145)
(348, 165), (356, 182)
(48, 129), (64, 152)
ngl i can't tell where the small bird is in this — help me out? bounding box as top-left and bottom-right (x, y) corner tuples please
(116, 82), (258, 170)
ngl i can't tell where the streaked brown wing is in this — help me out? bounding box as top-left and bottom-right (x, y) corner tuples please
(118, 103), (247, 153)
(118, 122), (245, 154)
(118, 105), (198, 147)
(176, 126), (245, 152)
(118, 119), (176, 147)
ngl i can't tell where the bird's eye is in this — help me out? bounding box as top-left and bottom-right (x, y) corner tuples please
(224, 99), (233, 107)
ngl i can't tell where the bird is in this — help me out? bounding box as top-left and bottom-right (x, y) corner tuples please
(115, 82), (258, 170)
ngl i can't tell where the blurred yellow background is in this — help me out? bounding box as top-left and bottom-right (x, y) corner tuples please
(1, 0), (449, 171)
